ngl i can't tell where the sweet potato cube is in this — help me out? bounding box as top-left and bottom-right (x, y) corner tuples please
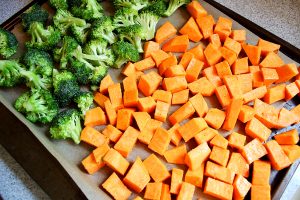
(227, 152), (249, 178)
(143, 154), (170, 182)
(138, 119), (162, 145)
(132, 112), (151, 131)
(233, 175), (251, 200)
(185, 142), (211, 170)
(238, 105), (255, 123)
(228, 132), (246, 150)
(172, 89), (189, 105)
(162, 76), (188, 93)
(204, 178), (233, 200)
(152, 89), (172, 104)
(148, 127), (171, 155)
(154, 101), (170, 122)
(214, 17), (232, 41)
(138, 71), (162, 96)
(188, 77), (215, 96)
(144, 182), (163, 200)
(245, 117), (271, 141)
(122, 62), (137, 77)
(103, 148), (129, 175)
(285, 82), (299, 101)
(80, 126), (108, 147)
(134, 57), (156, 72)
(187, 0), (207, 19)
(209, 146), (230, 167)
(159, 55), (178, 76)
(194, 128), (218, 144)
(164, 144), (187, 165)
(104, 100), (117, 126)
(223, 75), (243, 99)
(241, 138), (267, 164)
(224, 37), (242, 55)
(252, 160), (271, 185)
(177, 117), (208, 142)
(196, 15), (215, 39)
(114, 126), (139, 157)
(230, 29), (246, 43)
(237, 73), (253, 94)
(257, 38), (280, 56)
(82, 153), (105, 174)
(203, 66), (223, 87)
(204, 43), (223, 66)
(189, 93), (208, 117)
(168, 123), (182, 146)
(215, 60), (232, 78)
(209, 34), (221, 48)
(222, 98), (243, 131)
(161, 184), (171, 200)
(123, 89), (138, 108)
(242, 44), (261, 66)
(170, 168), (184, 194)
(204, 108), (226, 129)
(177, 182), (195, 200)
(169, 101), (195, 125)
(260, 51), (284, 68)
(185, 163), (205, 188)
(155, 21), (177, 44)
(185, 58), (204, 82)
(232, 57), (249, 75)
(84, 107), (106, 127)
(137, 97), (156, 113)
(93, 92), (109, 109)
(264, 140), (292, 170)
(162, 35), (189, 53)
(116, 109), (134, 131)
(220, 46), (237, 66)
(210, 134), (228, 149)
(243, 85), (267, 104)
(261, 67), (279, 86)
(264, 84), (286, 104)
(151, 50), (170, 67)
(99, 74), (114, 94)
(276, 63), (298, 83)
(179, 52), (194, 70)
(123, 157), (150, 193)
(251, 185), (271, 200)
(205, 161), (235, 184)
(179, 17), (203, 42)
(102, 173), (131, 200)
(275, 129), (299, 145)
(215, 85), (231, 108)
(143, 41), (160, 58)
(281, 145), (300, 163)
(108, 83), (123, 110)
(92, 143), (110, 163)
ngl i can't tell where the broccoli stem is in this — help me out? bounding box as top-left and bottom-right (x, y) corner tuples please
(113, 57), (127, 69)
(20, 70), (48, 89)
(102, 32), (116, 44)
(30, 23), (50, 42)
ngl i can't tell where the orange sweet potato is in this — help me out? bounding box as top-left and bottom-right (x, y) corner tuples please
(209, 146), (230, 167)
(224, 37), (242, 55)
(276, 63), (298, 83)
(222, 98), (243, 131)
(158, 55), (178, 76)
(204, 43), (223, 66)
(203, 66), (223, 87)
(177, 182), (196, 200)
(82, 153), (105, 174)
(138, 119), (162, 145)
(102, 173), (131, 200)
(215, 85), (231, 108)
(179, 17), (203, 42)
(99, 74), (114, 94)
(144, 182), (163, 200)
(103, 148), (129, 175)
(152, 89), (172, 104)
(185, 163), (205, 188)
(151, 49), (170, 66)
(274, 129), (299, 145)
(260, 51), (284, 68)
(108, 83), (123, 110)
(179, 52), (194, 69)
(214, 17), (232, 41)
(233, 175), (251, 200)
(252, 160), (271, 185)
(134, 57), (156, 71)
(170, 168), (184, 194)
(155, 21), (177, 44)
(177, 117), (208, 142)
(185, 58), (204, 82)
(205, 161), (235, 184)
(209, 34), (222, 48)
(188, 77), (215, 96)
(230, 29), (246, 43)
(204, 177), (233, 200)
(215, 61), (232, 78)
(164, 64), (186, 77)
(187, 1), (207, 19)
(164, 144), (187, 165)
(210, 134), (228, 149)
(143, 154), (170, 182)
(148, 127), (171, 155)
(281, 145), (300, 163)
(144, 41), (160, 58)
(138, 71), (162, 96)
(220, 46), (238, 66)
(80, 126), (108, 147)
(242, 44), (261, 65)
(172, 89), (189, 105)
(102, 125), (122, 143)
(93, 92), (109, 109)
(238, 105), (255, 123)
(154, 101), (170, 122)
(228, 131), (246, 150)
(162, 76), (188, 93)
(232, 57), (249, 75)
(196, 15), (215, 39)
(132, 111), (151, 131)
(168, 123), (182, 146)
(185, 142), (211, 170)
(245, 117), (272, 141)
(162, 35), (189, 53)
(241, 138), (267, 164)
(204, 108), (226, 129)
(114, 126), (139, 157)
(227, 152), (249, 178)
(194, 127), (218, 144)
(251, 185), (271, 200)
(257, 38), (280, 56)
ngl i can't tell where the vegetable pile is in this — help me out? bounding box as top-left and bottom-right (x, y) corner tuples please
(1, 0), (300, 200)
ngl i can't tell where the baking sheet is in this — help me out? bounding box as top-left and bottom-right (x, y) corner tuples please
(1, 1), (299, 199)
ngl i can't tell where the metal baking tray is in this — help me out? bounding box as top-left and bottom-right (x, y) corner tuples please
(1, 0), (299, 199)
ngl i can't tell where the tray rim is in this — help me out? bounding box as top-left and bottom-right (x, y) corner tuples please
(1, 0), (300, 199)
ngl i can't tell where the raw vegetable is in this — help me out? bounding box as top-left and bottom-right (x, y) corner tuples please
(0, 28), (18, 58)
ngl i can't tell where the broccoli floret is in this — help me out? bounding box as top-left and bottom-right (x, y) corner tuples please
(83, 39), (115, 66)
(113, 0), (149, 11)
(71, 0), (104, 21)
(50, 109), (82, 144)
(23, 48), (54, 76)
(14, 89), (59, 124)
(0, 28), (18, 58)
(113, 8), (138, 28)
(142, 0), (168, 16)
(90, 16), (117, 44)
(112, 41), (139, 68)
(26, 22), (61, 51)
(71, 45), (109, 85)
(20, 69), (53, 90)
(68, 58), (92, 85)
(49, 0), (68, 10)
(69, 23), (91, 44)
(117, 24), (144, 53)
(135, 11), (160, 40)
(0, 60), (23, 87)
(21, 4), (49, 29)
(53, 36), (79, 69)
(164, 0), (190, 17)
(74, 91), (93, 117)
(53, 9), (87, 35)
(52, 69), (80, 107)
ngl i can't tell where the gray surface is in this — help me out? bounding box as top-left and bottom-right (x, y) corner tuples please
(0, 0), (299, 200)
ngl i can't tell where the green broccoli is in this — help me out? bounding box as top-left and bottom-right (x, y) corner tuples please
(21, 4), (49, 29)
(26, 22), (61, 51)
(89, 65), (108, 86)
(113, 8), (138, 28)
(113, 0), (149, 11)
(23, 48), (54, 77)
(50, 109), (82, 144)
(0, 60), (23, 87)
(142, 0), (168, 16)
(112, 41), (139, 69)
(74, 91), (93, 117)
(0, 28), (18, 58)
(52, 69), (80, 107)
(53, 36), (79, 69)
(69, 23), (91, 44)
(68, 58), (92, 85)
(135, 11), (160, 40)
(117, 24), (144, 53)
(90, 16), (117, 44)
(164, 0), (190, 17)
(49, 0), (68, 10)
(14, 89), (59, 124)
(53, 9), (87, 35)
(71, 0), (104, 21)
